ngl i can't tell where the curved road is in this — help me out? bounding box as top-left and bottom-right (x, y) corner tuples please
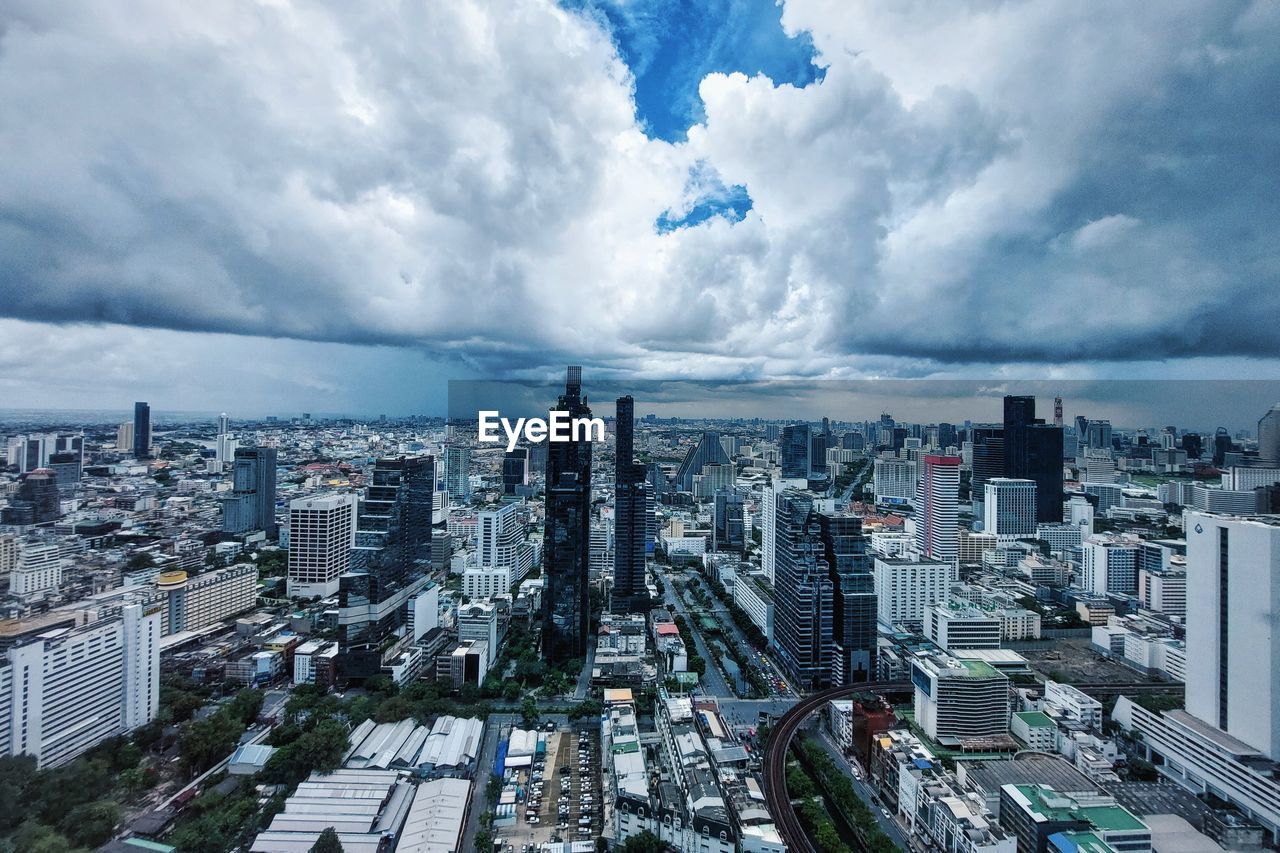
(761, 681), (911, 853)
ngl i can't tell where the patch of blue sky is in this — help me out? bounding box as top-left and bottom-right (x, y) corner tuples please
(655, 162), (753, 232)
(562, 0), (824, 142)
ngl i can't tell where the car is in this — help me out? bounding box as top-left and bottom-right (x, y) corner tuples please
(881, 809), (891, 819)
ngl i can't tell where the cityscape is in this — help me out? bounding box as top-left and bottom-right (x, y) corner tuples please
(2, 376), (1280, 853)
(3, 2), (1280, 853)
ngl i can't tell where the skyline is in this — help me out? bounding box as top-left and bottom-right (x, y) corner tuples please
(2, 1), (1279, 411)
(3, 378), (1280, 434)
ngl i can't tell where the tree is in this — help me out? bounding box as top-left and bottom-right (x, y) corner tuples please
(622, 830), (666, 852)
(309, 826), (345, 853)
(520, 697), (540, 729)
(60, 799), (120, 848)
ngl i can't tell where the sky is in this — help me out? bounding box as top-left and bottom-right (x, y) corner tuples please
(1, 0), (1279, 418)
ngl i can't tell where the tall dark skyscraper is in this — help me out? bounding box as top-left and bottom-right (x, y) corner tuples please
(338, 455), (434, 680)
(779, 423), (811, 479)
(819, 513), (876, 686)
(222, 446), (278, 536)
(543, 367), (594, 661)
(0, 469), (61, 525)
(502, 448), (529, 494)
(970, 425), (1005, 514)
(713, 488), (745, 552)
(1003, 396), (1063, 523)
(612, 395), (648, 613)
(133, 401), (151, 459)
(772, 491), (833, 691)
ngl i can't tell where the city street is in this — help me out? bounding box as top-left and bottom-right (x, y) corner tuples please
(809, 724), (911, 850)
(661, 570), (733, 697)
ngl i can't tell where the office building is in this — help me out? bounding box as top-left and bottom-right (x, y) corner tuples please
(462, 566), (511, 600)
(1082, 534), (1140, 596)
(817, 513), (876, 685)
(779, 423), (812, 480)
(8, 540), (62, 600)
(771, 491), (833, 690)
(1259, 403), (1280, 464)
(999, 784), (1151, 853)
(46, 451), (82, 497)
(874, 555), (954, 629)
(0, 604), (159, 768)
(442, 443), (471, 501)
(287, 493), (357, 598)
(221, 447), (278, 536)
(674, 430), (731, 492)
(542, 367), (593, 662)
(1080, 450), (1116, 485)
(338, 455), (434, 680)
(477, 501), (530, 583)
(613, 395), (649, 612)
(502, 448), (529, 494)
(116, 421), (134, 452)
(970, 425), (1005, 516)
(133, 401), (151, 459)
(983, 478), (1037, 542)
(915, 455), (961, 563)
(1137, 563), (1186, 618)
(152, 564), (258, 635)
(1184, 513), (1280, 758)
(926, 604), (1002, 651)
(912, 652), (1011, 742)
(712, 489), (745, 552)
(0, 469), (62, 526)
(760, 478), (781, 583)
(873, 455), (916, 504)
(457, 602), (500, 665)
(1003, 396), (1064, 523)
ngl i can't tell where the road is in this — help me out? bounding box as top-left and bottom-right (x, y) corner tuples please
(463, 712), (513, 847)
(662, 573), (733, 697)
(809, 725), (910, 849)
(573, 636), (597, 700)
(761, 681), (912, 853)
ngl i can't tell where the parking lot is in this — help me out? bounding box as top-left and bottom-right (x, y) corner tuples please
(496, 724), (602, 851)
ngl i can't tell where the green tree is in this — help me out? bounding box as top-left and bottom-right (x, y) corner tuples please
(60, 799), (120, 848)
(622, 830), (666, 852)
(309, 826), (345, 853)
(520, 696), (540, 729)
(11, 820), (73, 853)
(0, 756), (36, 831)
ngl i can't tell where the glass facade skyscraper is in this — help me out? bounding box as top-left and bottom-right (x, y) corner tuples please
(820, 513), (877, 686)
(779, 423), (811, 479)
(542, 367), (593, 662)
(337, 455), (434, 680)
(772, 490), (833, 690)
(222, 446), (278, 536)
(611, 395), (649, 613)
(133, 401), (151, 459)
(1003, 395), (1064, 523)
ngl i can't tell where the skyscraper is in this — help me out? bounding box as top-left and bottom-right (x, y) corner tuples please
(673, 430), (731, 492)
(969, 425), (1004, 517)
(779, 423), (811, 479)
(612, 395), (649, 613)
(1184, 512), (1280, 759)
(222, 446), (278, 536)
(771, 491), (833, 691)
(914, 455), (960, 563)
(819, 513), (876, 686)
(1003, 396), (1063, 522)
(502, 448), (529, 494)
(443, 442), (471, 501)
(983, 478), (1037, 541)
(133, 401), (151, 459)
(713, 489), (745, 552)
(337, 455), (434, 680)
(1258, 403), (1280, 464)
(542, 367), (593, 662)
(287, 493), (358, 598)
(0, 469), (61, 525)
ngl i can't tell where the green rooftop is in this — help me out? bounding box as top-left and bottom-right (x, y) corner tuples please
(1012, 785), (1148, 834)
(1014, 710), (1055, 728)
(958, 659), (1002, 678)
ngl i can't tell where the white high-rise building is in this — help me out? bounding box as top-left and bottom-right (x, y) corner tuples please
(761, 478), (781, 584)
(1185, 512), (1280, 759)
(983, 478), (1037, 542)
(463, 566), (512, 600)
(1082, 533), (1140, 596)
(874, 555), (954, 628)
(457, 602), (499, 665)
(9, 540), (62, 600)
(1081, 450), (1117, 484)
(0, 604), (160, 768)
(873, 455), (916, 504)
(1067, 494), (1095, 533)
(914, 455), (960, 563)
(286, 493), (357, 598)
(116, 421), (135, 452)
(477, 502), (530, 583)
